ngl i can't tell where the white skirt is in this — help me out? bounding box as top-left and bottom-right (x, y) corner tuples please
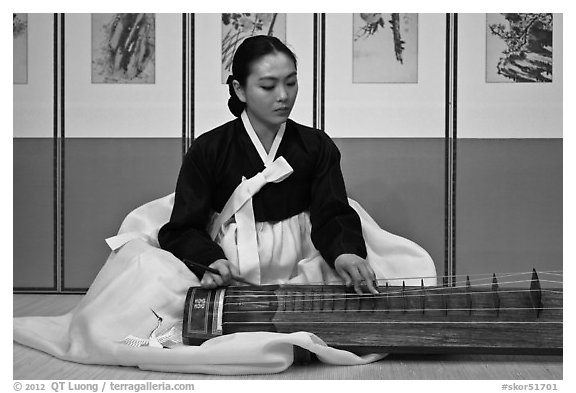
(215, 199), (437, 287)
(13, 194), (437, 375)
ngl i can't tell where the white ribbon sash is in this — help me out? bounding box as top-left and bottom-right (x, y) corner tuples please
(209, 157), (294, 284)
(207, 112), (292, 284)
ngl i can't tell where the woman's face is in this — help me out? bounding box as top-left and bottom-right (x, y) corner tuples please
(234, 52), (298, 132)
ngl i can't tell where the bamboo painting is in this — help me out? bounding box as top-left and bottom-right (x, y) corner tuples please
(92, 13), (156, 84)
(221, 13), (286, 83)
(353, 13), (418, 83)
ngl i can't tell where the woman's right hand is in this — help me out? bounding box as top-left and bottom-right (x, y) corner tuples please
(200, 259), (239, 288)
(334, 254), (379, 295)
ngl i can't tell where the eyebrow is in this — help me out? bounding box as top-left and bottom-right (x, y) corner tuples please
(258, 72), (298, 82)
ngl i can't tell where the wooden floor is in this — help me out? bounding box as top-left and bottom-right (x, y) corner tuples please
(13, 294), (563, 380)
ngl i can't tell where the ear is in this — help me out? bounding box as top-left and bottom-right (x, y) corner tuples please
(232, 80), (247, 103)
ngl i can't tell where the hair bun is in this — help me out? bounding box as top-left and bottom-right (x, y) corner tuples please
(226, 76), (245, 117)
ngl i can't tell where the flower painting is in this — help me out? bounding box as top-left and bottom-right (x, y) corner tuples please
(13, 13), (28, 84)
(221, 13), (286, 83)
(92, 13), (156, 84)
(486, 13), (553, 83)
(353, 13), (418, 83)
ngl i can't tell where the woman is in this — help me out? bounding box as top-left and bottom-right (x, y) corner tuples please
(158, 35), (378, 294)
(13, 36), (435, 375)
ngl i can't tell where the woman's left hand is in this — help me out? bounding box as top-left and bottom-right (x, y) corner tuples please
(334, 254), (379, 294)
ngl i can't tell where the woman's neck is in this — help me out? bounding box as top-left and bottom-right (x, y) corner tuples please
(245, 112), (279, 153)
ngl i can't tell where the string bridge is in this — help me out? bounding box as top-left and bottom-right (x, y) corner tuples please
(530, 268), (543, 318)
(492, 273), (501, 317)
(466, 275), (472, 315)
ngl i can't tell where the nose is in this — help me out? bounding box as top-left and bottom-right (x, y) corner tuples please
(277, 85), (288, 102)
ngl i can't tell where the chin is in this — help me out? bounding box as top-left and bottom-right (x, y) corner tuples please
(273, 111), (291, 122)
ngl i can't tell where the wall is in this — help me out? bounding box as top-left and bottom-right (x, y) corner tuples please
(324, 14), (447, 275)
(13, 13), (562, 291)
(455, 14), (562, 279)
(14, 14), (185, 290)
(14, 14), (56, 289)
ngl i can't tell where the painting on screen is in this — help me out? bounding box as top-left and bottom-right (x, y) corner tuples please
(92, 13), (156, 84)
(353, 13), (418, 83)
(13, 13), (28, 84)
(221, 13), (286, 83)
(486, 13), (553, 83)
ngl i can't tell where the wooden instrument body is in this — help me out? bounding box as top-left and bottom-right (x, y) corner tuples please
(183, 283), (562, 355)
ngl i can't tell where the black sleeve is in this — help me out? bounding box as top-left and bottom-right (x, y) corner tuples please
(158, 144), (226, 278)
(309, 133), (367, 267)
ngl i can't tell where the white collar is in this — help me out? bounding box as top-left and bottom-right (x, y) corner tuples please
(241, 111), (286, 167)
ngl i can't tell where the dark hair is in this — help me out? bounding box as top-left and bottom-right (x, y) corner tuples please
(227, 35), (297, 117)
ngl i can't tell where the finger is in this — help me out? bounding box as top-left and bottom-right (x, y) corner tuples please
(215, 264), (232, 283)
(212, 272), (226, 287)
(348, 267), (364, 295)
(201, 274), (216, 289)
(358, 262), (378, 293)
(336, 266), (352, 287)
(358, 263), (379, 294)
(210, 260), (231, 283)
